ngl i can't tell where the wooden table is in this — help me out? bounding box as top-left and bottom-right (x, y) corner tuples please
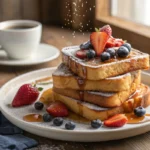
(1, 26), (150, 150)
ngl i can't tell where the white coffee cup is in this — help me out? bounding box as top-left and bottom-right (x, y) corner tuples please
(0, 20), (42, 60)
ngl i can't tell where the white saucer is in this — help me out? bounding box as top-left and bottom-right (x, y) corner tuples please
(0, 43), (60, 66)
(1, 68), (150, 142)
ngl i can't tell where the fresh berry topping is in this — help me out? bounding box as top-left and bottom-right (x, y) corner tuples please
(12, 84), (39, 107)
(100, 52), (111, 62)
(91, 119), (102, 129)
(53, 117), (63, 126)
(90, 32), (109, 56)
(105, 37), (124, 48)
(86, 49), (96, 59)
(117, 46), (129, 58)
(43, 113), (53, 122)
(46, 101), (68, 117)
(76, 50), (87, 59)
(134, 106), (146, 117)
(80, 41), (93, 50)
(122, 43), (131, 52)
(105, 48), (115, 58)
(65, 121), (76, 130)
(104, 114), (128, 127)
(114, 39), (124, 47)
(34, 101), (44, 110)
(100, 25), (112, 36)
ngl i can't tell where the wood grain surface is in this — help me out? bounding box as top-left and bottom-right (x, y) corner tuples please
(1, 26), (150, 150)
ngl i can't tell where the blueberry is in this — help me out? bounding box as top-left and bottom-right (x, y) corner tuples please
(91, 119), (102, 129)
(86, 49), (96, 59)
(117, 46), (129, 58)
(134, 106), (146, 117)
(65, 121), (76, 130)
(122, 43), (131, 52)
(80, 41), (92, 50)
(34, 101), (44, 110)
(53, 117), (63, 126)
(100, 52), (111, 62)
(105, 48), (116, 58)
(43, 113), (53, 122)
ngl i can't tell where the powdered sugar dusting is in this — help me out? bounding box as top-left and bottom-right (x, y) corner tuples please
(87, 91), (115, 97)
(107, 72), (131, 80)
(69, 96), (110, 111)
(53, 63), (73, 76)
(53, 63), (132, 81)
(62, 46), (149, 69)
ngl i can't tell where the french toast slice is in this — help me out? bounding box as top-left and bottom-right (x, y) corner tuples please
(53, 63), (140, 92)
(62, 46), (149, 80)
(53, 84), (150, 121)
(53, 70), (141, 107)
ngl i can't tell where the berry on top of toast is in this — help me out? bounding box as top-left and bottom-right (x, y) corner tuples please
(90, 32), (109, 56)
(76, 25), (131, 62)
(100, 25), (112, 37)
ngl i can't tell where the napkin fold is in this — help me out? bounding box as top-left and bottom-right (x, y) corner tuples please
(0, 112), (38, 150)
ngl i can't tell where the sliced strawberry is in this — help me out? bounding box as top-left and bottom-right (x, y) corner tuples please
(12, 84), (39, 107)
(105, 37), (124, 48)
(105, 37), (115, 48)
(75, 50), (87, 59)
(90, 32), (109, 56)
(100, 25), (112, 36)
(104, 114), (128, 127)
(114, 39), (124, 47)
(46, 101), (68, 117)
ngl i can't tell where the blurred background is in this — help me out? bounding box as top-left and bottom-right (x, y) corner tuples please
(0, 0), (150, 53)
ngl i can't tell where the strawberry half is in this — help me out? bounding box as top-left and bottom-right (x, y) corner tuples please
(105, 37), (124, 48)
(46, 101), (68, 117)
(76, 50), (87, 59)
(12, 84), (39, 107)
(100, 25), (112, 36)
(104, 114), (128, 127)
(90, 32), (109, 56)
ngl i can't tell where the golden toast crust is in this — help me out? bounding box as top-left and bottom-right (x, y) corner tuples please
(53, 84), (150, 121)
(53, 63), (141, 92)
(53, 70), (141, 107)
(62, 46), (149, 80)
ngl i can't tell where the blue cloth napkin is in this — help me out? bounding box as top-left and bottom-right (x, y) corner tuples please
(0, 112), (38, 150)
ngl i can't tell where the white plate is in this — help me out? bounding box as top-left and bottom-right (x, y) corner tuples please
(0, 68), (150, 142)
(0, 43), (60, 66)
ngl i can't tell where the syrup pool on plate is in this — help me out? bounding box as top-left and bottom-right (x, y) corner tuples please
(125, 113), (150, 124)
(23, 114), (43, 122)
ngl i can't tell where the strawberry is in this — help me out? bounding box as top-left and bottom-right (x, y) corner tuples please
(105, 37), (115, 48)
(90, 32), (109, 56)
(12, 84), (39, 107)
(76, 50), (87, 59)
(105, 37), (124, 48)
(104, 114), (128, 127)
(46, 101), (68, 117)
(100, 25), (112, 36)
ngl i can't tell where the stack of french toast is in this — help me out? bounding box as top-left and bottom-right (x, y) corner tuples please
(52, 25), (150, 121)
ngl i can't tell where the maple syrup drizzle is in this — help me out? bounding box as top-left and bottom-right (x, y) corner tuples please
(75, 62), (78, 73)
(75, 76), (86, 90)
(79, 91), (84, 100)
(125, 113), (150, 124)
(82, 66), (87, 79)
(68, 58), (71, 68)
(23, 114), (43, 122)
